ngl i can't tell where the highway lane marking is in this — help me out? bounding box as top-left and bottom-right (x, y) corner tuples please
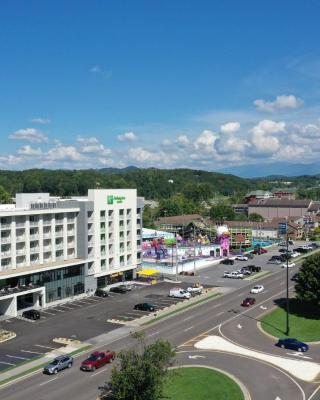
(184, 326), (194, 332)
(90, 368), (109, 377)
(39, 377), (58, 386)
(6, 355), (30, 360)
(0, 361), (15, 366)
(216, 312), (224, 316)
(236, 293), (244, 297)
(21, 350), (44, 354)
(183, 316), (193, 322)
(212, 303), (221, 308)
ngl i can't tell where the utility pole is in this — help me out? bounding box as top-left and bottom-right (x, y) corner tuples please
(193, 225), (196, 276)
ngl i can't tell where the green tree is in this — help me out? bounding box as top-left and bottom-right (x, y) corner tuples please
(295, 253), (320, 305)
(0, 185), (12, 203)
(142, 205), (156, 229)
(248, 213), (264, 222)
(100, 335), (175, 400)
(209, 202), (235, 221)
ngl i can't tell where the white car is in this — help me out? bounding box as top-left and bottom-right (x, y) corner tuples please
(290, 252), (300, 258)
(223, 271), (244, 279)
(235, 255), (248, 261)
(250, 285), (264, 294)
(282, 262), (296, 268)
(187, 284), (203, 295)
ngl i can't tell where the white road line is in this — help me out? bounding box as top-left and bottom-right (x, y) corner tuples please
(308, 385), (320, 400)
(236, 293), (243, 297)
(50, 308), (64, 313)
(20, 350), (44, 355)
(212, 303), (221, 308)
(148, 331), (161, 337)
(90, 368), (109, 377)
(39, 377), (58, 386)
(216, 311), (224, 316)
(183, 316), (193, 322)
(6, 355), (29, 360)
(0, 361), (15, 366)
(35, 345), (57, 350)
(184, 326), (194, 332)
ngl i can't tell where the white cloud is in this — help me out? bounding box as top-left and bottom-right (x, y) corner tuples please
(77, 136), (111, 155)
(250, 120), (285, 154)
(162, 138), (172, 146)
(17, 145), (43, 156)
(176, 135), (190, 146)
(215, 136), (250, 155)
(47, 145), (84, 162)
(194, 130), (217, 150)
(30, 118), (51, 124)
(9, 128), (48, 143)
(251, 120), (286, 135)
(220, 121), (240, 134)
(117, 132), (137, 142)
(254, 95), (303, 112)
(90, 65), (112, 79)
(128, 147), (161, 162)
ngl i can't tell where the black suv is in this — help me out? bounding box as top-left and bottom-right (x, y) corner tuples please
(95, 289), (109, 298)
(220, 258), (234, 265)
(246, 265), (261, 273)
(22, 309), (40, 320)
(134, 303), (156, 312)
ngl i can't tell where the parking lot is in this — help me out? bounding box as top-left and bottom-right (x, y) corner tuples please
(0, 281), (209, 371)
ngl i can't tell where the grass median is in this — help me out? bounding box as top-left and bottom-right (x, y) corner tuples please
(163, 367), (244, 400)
(260, 299), (320, 342)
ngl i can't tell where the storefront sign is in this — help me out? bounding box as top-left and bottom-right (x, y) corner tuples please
(107, 195), (126, 204)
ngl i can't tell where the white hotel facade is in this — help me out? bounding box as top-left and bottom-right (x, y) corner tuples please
(0, 189), (143, 318)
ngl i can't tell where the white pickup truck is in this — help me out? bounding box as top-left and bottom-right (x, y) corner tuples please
(169, 288), (191, 299)
(223, 271), (244, 279)
(187, 284), (203, 295)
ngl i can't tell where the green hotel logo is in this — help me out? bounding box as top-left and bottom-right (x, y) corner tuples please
(107, 195), (126, 204)
(107, 195), (114, 204)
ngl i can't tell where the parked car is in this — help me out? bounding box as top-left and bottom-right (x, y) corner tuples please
(295, 247), (309, 254)
(95, 288), (109, 298)
(80, 351), (116, 371)
(240, 268), (252, 276)
(223, 271), (244, 279)
(250, 285), (264, 294)
(288, 240), (294, 245)
(235, 255), (248, 261)
(311, 242), (320, 249)
(267, 259), (282, 265)
(169, 288), (191, 299)
(290, 252), (300, 258)
(276, 338), (309, 352)
(247, 253), (254, 259)
(246, 265), (262, 273)
(187, 284), (203, 295)
(134, 303), (156, 312)
(22, 309), (40, 320)
(220, 258), (234, 265)
(43, 355), (73, 375)
(291, 273), (299, 282)
(260, 248), (267, 254)
(279, 248), (287, 253)
(278, 241), (287, 246)
(282, 262), (296, 268)
(109, 285), (127, 294)
(241, 297), (256, 307)
(125, 283), (135, 291)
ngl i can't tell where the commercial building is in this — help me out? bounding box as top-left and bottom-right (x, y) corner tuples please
(0, 190), (143, 318)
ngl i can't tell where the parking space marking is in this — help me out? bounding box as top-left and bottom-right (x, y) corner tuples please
(184, 326), (194, 332)
(35, 344), (57, 350)
(39, 377), (58, 386)
(40, 310), (56, 315)
(50, 308), (65, 312)
(21, 349), (44, 355)
(0, 361), (15, 366)
(6, 355), (30, 360)
(57, 305), (75, 310)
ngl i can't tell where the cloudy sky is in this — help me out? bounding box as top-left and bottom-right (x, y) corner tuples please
(1, 1), (320, 175)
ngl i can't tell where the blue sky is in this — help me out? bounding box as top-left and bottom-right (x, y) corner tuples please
(1, 1), (320, 174)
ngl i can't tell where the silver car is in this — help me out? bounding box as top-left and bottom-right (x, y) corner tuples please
(43, 355), (73, 375)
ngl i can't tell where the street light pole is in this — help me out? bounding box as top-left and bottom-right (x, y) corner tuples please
(286, 226), (290, 336)
(193, 225), (196, 276)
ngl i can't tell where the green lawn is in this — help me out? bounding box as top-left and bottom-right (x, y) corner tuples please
(260, 299), (320, 342)
(163, 367), (244, 400)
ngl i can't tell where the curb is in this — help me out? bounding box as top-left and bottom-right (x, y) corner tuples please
(0, 331), (16, 344)
(170, 364), (251, 400)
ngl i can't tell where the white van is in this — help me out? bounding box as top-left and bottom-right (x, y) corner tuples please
(169, 288), (191, 299)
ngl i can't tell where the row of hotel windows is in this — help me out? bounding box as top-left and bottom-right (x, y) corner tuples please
(100, 254), (132, 270)
(0, 213), (76, 226)
(0, 248), (76, 270)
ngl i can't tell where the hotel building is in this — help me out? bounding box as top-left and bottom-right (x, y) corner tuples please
(0, 189), (143, 318)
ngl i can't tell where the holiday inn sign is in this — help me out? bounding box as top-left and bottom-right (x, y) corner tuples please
(107, 195), (126, 204)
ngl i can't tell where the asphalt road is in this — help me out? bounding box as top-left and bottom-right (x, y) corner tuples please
(1, 244), (319, 400)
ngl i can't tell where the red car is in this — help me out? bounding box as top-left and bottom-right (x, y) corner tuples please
(80, 351), (116, 371)
(241, 297), (256, 307)
(260, 248), (267, 254)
